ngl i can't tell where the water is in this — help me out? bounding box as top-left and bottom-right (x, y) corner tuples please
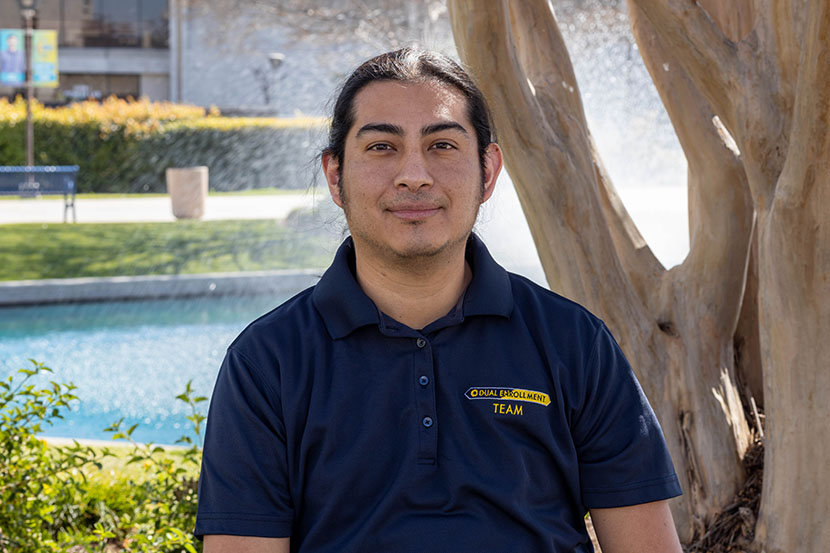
(0, 294), (297, 445)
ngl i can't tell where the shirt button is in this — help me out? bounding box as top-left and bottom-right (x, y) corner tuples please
(418, 375), (429, 386)
(416, 338), (426, 348)
(422, 416), (434, 428)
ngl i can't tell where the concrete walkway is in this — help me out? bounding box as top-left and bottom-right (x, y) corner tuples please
(0, 192), (324, 225)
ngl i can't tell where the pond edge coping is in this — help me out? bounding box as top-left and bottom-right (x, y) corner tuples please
(0, 269), (324, 306)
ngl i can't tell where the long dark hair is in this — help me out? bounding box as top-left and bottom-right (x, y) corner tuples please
(323, 48), (496, 176)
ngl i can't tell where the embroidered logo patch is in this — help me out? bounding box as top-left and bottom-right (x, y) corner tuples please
(464, 387), (551, 407)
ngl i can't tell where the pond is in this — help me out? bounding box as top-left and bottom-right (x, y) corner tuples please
(0, 293), (297, 445)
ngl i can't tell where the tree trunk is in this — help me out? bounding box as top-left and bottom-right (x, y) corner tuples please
(626, 0), (830, 549)
(449, 0), (753, 541)
(753, 0), (830, 548)
(452, 0), (830, 548)
(453, 0), (829, 549)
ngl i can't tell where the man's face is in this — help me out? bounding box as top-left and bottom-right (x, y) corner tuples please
(323, 79), (502, 262)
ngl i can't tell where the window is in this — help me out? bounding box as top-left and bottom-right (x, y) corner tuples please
(58, 73), (140, 99)
(140, 0), (168, 48)
(83, 1), (140, 47)
(0, 1), (168, 49)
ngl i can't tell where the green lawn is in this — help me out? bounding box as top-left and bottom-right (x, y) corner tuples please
(0, 219), (333, 281)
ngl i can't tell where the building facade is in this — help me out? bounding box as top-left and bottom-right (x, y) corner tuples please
(0, 1), (452, 114)
(0, 0), (173, 103)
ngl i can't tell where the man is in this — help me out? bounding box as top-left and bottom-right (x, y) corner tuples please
(0, 33), (25, 85)
(196, 48), (683, 552)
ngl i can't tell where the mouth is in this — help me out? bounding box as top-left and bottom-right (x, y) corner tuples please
(387, 204), (442, 220)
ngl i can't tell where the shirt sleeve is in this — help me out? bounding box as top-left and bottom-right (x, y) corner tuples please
(195, 346), (294, 538)
(572, 323), (682, 509)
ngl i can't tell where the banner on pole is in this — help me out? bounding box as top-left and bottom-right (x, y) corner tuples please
(0, 29), (58, 88)
(0, 29), (25, 86)
(32, 30), (58, 88)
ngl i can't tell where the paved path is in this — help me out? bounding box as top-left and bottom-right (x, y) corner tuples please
(0, 193), (324, 225)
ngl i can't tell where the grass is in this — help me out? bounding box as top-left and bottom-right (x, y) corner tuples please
(45, 439), (195, 482)
(95, 444), (199, 484)
(0, 187), (309, 200)
(0, 219), (333, 281)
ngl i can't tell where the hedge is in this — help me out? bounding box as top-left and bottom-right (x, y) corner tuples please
(0, 361), (204, 552)
(0, 96), (327, 193)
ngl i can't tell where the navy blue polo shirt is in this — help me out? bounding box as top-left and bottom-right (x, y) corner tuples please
(195, 235), (681, 552)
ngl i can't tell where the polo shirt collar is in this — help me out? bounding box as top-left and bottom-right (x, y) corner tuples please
(312, 237), (379, 339)
(463, 233), (513, 318)
(312, 234), (513, 339)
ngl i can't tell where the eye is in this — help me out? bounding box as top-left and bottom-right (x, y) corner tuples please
(367, 143), (394, 152)
(430, 141), (456, 151)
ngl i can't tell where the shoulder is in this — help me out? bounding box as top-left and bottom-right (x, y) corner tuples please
(227, 285), (323, 362)
(506, 272), (605, 342)
(502, 272), (623, 405)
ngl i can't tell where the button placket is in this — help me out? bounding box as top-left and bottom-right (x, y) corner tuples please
(414, 336), (437, 465)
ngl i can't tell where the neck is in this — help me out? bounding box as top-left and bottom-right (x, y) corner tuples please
(352, 239), (472, 330)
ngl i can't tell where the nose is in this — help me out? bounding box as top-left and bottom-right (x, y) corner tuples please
(395, 149), (433, 191)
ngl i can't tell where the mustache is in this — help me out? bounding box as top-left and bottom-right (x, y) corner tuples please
(381, 194), (446, 211)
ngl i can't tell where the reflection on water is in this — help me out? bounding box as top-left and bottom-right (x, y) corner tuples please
(0, 294), (295, 444)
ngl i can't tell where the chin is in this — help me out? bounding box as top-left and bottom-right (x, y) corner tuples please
(395, 246), (447, 260)
(382, 238), (446, 260)
(352, 223), (472, 262)
(366, 236), (449, 262)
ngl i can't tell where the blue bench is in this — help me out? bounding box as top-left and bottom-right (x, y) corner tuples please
(0, 166), (80, 223)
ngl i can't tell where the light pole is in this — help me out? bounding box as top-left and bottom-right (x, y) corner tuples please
(18, 0), (39, 180)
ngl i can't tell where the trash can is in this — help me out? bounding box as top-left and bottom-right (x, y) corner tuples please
(166, 166), (208, 219)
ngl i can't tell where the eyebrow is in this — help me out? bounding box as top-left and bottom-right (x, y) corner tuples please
(355, 121), (469, 138)
(356, 122), (403, 137)
(421, 122), (468, 137)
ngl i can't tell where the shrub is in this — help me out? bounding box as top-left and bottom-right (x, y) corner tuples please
(0, 361), (102, 552)
(0, 96), (326, 193)
(0, 361), (206, 553)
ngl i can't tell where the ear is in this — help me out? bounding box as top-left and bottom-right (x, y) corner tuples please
(322, 151), (343, 208)
(480, 143), (503, 204)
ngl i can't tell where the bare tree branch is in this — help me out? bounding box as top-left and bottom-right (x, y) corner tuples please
(508, 0), (671, 312)
(629, 0), (743, 135)
(506, 0), (586, 145)
(450, 0), (555, 153)
(775, 0), (830, 202)
(755, 0), (807, 89)
(450, 0), (648, 324)
(592, 136), (664, 305)
(628, 0), (754, 338)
